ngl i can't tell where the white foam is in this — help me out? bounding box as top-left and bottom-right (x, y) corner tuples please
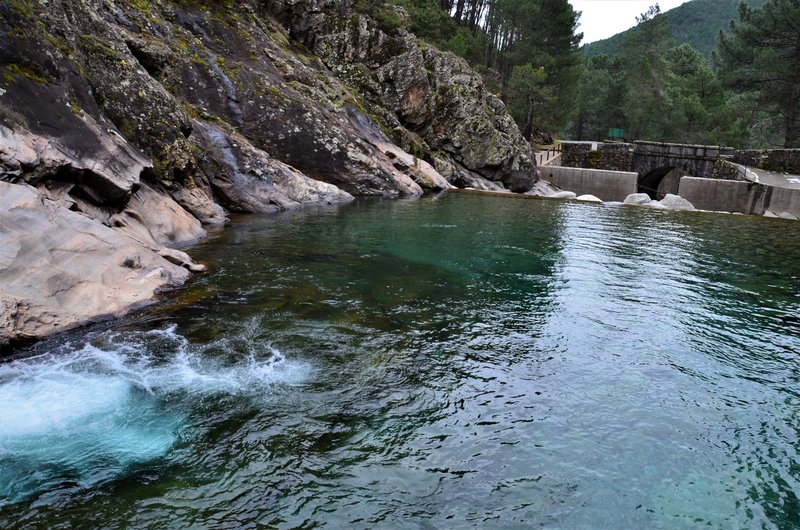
(0, 322), (309, 502)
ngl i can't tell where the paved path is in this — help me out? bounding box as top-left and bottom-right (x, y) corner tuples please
(732, 163), (800, 189)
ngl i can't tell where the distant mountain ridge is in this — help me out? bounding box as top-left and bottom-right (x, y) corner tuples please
(581, 0), (766, 59)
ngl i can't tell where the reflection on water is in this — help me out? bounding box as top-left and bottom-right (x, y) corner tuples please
(1, 193), (799, 528)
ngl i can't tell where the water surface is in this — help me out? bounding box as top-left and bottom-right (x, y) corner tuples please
(2, 193), (799, 528)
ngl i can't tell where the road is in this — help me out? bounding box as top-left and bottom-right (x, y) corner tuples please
(733, 163), (800, 189)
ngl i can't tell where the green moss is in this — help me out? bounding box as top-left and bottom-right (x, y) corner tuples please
(216, 56), (241, 78)
(4, 63), (48, 84)
(79, 34), (122, 60)
(128, 0), (153, 13)
(69, 101), (82, 116)
(8, 0), (36, 17)
(43, 31), (71, 56)
(117, 117), (138, 141)
(586, 149), (604, 169)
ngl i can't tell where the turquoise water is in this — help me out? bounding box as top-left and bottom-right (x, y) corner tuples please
(1, 192), (800, 528)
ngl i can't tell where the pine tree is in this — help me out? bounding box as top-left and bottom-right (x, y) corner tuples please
(621, 4), (673, 141)
(717, 0), (800, 147)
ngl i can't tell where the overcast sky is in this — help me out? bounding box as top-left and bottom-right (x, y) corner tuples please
(569, 0), (690, 44)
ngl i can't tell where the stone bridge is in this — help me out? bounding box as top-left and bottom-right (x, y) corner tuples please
(632, 142), (734, 197)
(560, 140), (800, 199)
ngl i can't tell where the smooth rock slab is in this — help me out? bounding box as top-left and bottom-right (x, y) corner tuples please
(548, 191), (577, 200)
(576, 194), (603, 203)
(0, 182), (190, 347)
(525, 180), (561, 197)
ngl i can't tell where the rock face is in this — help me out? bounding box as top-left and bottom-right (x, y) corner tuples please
(0, 0), (538, 347)
(270, 0), (539, 191)
(0, 182), (189, 349)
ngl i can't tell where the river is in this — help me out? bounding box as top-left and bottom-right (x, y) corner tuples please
(1, 192), (799, 528)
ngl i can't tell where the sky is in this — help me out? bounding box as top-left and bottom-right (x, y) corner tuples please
(568, 0), (689, 44)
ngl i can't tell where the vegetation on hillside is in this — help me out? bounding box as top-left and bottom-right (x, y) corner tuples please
(582, 0), (766, 59)
(572, 5), (748, 145)
(571, 0), (798, 148)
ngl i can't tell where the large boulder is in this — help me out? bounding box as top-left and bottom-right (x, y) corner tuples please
(0, 182), (190, 349)
(269, 1), (539, 191)
(623, 193), (654, 205)
(191, 120), (354, 212)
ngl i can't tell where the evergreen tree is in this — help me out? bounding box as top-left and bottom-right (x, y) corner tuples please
(717, 0), (800, 147)
(621, 4), (673, 141)
(507, 63), (554, 138)
(571, 54), (626, 140)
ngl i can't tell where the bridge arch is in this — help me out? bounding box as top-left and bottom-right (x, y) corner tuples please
(638, 167), (687, 199)
(632, 141), (735, 197)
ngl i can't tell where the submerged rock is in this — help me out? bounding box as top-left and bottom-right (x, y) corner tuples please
(548, 191), (577, 200)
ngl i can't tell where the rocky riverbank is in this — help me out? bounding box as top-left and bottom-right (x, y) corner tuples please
(0, 0), (539, 349)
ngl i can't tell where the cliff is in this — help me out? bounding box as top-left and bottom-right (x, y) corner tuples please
(0, 0), (539, 349)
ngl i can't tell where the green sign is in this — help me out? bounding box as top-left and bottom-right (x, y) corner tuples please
(608, 128), (625, 140)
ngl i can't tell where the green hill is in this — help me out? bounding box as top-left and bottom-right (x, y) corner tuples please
(582, 0), (765, 59)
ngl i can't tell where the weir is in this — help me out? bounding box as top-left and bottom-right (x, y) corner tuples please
(548, 140), (800, 217)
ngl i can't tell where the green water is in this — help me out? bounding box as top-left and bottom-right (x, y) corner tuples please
(2, 192), (800, 528)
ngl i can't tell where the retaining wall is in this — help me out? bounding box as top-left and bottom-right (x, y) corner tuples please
(678, 177), (800, 217)
(540, 166), (638, 201)
(733, 149), (800, 174)
(560, 142), (633, 171)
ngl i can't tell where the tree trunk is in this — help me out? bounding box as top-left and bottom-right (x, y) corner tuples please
(785, 93), (797, 147)
(521, 95), (534, 140)
(454, 0), (466, 24)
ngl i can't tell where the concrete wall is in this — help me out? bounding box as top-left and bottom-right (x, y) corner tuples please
(763, 186), (800, 217)
(678, 177), (762, 214)
(540, 166), (638, 201)
(678, 177), (800, 217)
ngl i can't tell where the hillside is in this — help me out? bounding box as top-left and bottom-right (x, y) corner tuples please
(582, 0), (765, 59)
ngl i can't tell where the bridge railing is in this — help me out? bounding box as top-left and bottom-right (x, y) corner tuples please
(535, 144), (562, 166)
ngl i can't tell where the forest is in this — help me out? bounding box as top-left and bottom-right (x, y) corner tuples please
(378, 0), (800, 148)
